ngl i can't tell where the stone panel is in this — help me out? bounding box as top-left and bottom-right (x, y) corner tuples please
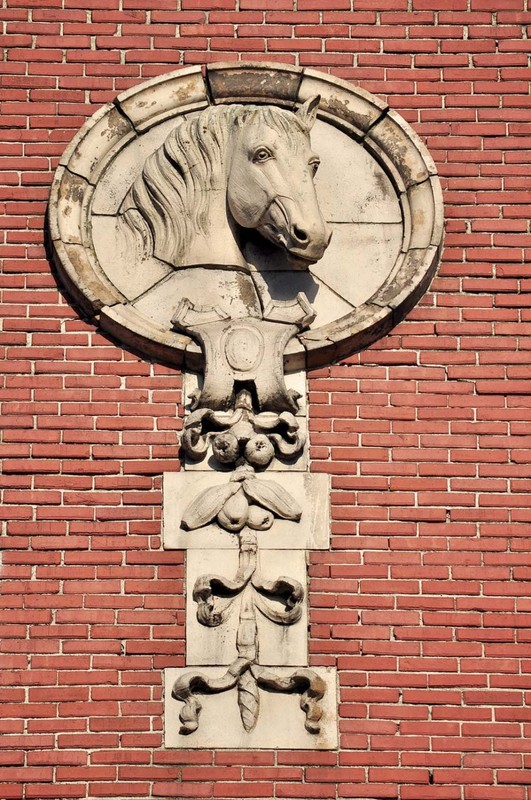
(163, 472), (330, 551)
(185, 549), (308, 667)
(164, 666), (338, 750)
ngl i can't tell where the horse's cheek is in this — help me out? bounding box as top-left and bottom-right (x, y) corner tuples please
(228, 169), (266, 227)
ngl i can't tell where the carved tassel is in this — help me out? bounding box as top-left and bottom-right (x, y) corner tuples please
(236, 575), (259, 732)
(238, 669), (259, 733)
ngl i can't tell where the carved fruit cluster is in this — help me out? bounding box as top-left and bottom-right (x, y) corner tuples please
(181, 466), (301, 534)
(182, 389), (305, 470)
(217, 487), (274, 532)
(212, 432), (275, 468)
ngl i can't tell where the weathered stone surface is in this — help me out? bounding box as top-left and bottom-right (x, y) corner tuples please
(298, 68), (387, 139)
(50, 62), (443, 383)
(99, 304), (191, 367)
(372, 245), (441, 317)
(91, 116), (180, 215)
(116, 65), (209, 132)
(49, 168), (90, 246)
(366, 108), (437, 188)
(407, 178), (440, 250)
(207, 62), (302, 105)
(47, 62), (445, 755)
(186, 549), (308, 666)
(52, 241), (125, 316)
(59, 103), (135, 185)
(311, 120), (401, 224)
(182, 369), (309, 472)
(247, 265), (355, 333)
(132, 268), (262, 330)
(312, 222), (404, 310)
(91, 216), (172, 301)
(163, 471), (330, 550)
(164, 665), (338, 749)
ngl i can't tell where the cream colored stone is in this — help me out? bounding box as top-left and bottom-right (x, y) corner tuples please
(185, 549), (307, 667)
(183, 368), (307, 416)
(164, 665), (338, 749)
(91, 117), (181, 215)
(406, 180), (436, 250)
(298, 68), (386, 138)
(163, 472), (330, 551)
(207, 62), (302, 104)
(53, 241), (125, 315)
(116, 66), (209, 132)
(311, 121), (402, 224)
(312, 222), (404, 309)
(91, 216), (172, 301)
(182, 369), (309, 472)
(49, 168), (91, 246)
(366, 108), (437, 188)
(132, 268), (262, 330)
(50, 63), (444, 373)
(372, 245), (441, 315)
(59, 103), (135, 185)
(99, 303), (192, 367)
(244, 260), (355, 334)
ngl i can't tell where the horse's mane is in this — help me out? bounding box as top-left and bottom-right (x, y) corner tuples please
(119, 103), (311, 266)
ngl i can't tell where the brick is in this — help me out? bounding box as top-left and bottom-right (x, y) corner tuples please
(0, 5), (529, 799)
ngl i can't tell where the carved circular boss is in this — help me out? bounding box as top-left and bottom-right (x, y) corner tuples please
(49, 63), (444, 370)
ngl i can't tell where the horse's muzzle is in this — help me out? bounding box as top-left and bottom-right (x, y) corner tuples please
(286, 224), (333, 268)
(258, 197), (332, 268)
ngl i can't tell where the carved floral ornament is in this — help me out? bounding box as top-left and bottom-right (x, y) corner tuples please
(48, 62), (444, 372)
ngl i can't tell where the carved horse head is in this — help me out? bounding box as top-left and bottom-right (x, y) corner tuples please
(120, 98), (331, 271)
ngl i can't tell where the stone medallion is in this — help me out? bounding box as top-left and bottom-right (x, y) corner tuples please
(48, 62), (443, 370)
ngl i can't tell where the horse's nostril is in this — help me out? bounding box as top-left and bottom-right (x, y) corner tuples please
(292, 225), (309, 244)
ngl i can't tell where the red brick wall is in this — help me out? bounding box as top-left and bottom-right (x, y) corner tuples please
(1, 2), (530, 799)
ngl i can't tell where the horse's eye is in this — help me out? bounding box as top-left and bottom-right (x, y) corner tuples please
(309, 159), (320, 176)
(253, 147), (272, 163)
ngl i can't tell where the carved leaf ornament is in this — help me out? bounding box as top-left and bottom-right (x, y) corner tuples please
(172, 660), (326, 736)
(181, 469), (302, 534)
(181, 392), (306, 468)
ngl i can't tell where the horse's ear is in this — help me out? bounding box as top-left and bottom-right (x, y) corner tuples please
(296, 95), (320, 131)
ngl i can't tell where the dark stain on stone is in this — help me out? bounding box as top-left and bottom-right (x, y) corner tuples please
(104, 106), (132, 140)
(208, 68), (300, 103)
(60, 172), (86, 205)
(323, 95), (373, 132)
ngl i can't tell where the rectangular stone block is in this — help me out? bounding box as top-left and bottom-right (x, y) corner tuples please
(116, 66), (208, 132)
(186, 549), (308, 667)
(164, 666), (338, 750)
(163, 471), (330, 551)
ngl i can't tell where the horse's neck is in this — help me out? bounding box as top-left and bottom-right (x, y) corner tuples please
(181, 189), (247, 270)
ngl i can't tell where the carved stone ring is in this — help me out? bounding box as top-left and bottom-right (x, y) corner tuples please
(49, 63), (443, 372)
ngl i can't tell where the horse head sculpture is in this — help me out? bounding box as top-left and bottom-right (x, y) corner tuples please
(120, 97), (331, 272)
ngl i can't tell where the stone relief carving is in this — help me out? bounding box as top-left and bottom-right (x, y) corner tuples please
(119, 97), (330, 274)
(182, 387), (305, 468)
(120, 96), (328, 422)
(49, 62), (444, 371)
(49, 62), (444, 750)
(165, 98), (331, 737)
(171, 524), (326, 736)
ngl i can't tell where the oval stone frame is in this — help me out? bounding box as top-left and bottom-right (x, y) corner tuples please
(48, 62), (443, 370)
